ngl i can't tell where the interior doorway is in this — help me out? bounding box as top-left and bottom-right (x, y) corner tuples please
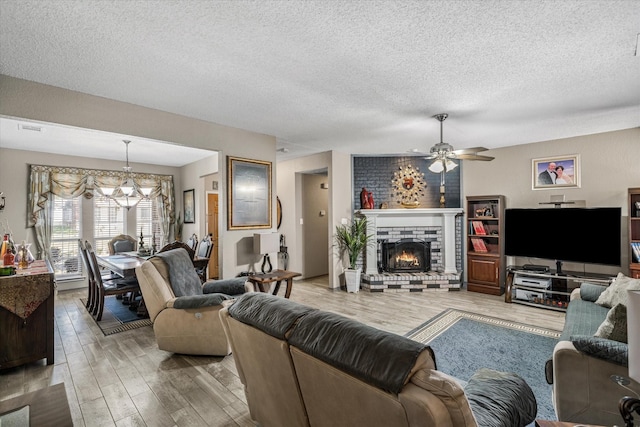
(207, 193), (219, 279)
(301, 171), (329, 278)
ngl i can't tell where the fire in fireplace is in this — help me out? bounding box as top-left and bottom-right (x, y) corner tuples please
(381, 239), (431, 273)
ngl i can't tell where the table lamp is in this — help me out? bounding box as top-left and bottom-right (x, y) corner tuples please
(254, 233), (279, 273)
(619, 289), (640, 427)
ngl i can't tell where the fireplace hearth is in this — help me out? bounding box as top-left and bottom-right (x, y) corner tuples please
(381, 239), (430, 273)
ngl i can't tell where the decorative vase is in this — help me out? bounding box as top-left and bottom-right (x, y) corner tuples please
(344, 268), (361, 293)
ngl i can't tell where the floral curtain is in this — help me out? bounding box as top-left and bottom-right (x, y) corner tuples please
(28, 165), (175, 260)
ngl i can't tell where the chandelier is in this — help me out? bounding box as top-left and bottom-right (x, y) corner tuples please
(100, 140), (152, 209)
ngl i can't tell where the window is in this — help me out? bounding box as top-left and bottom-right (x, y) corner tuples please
(136, 198), (164, 250)
(94, 198), (125, 255)
(50, 195), (82, 277)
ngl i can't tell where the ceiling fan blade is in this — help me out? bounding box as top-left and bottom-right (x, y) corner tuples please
(452, 146), (489, 155)
(456, 154), (495, 161)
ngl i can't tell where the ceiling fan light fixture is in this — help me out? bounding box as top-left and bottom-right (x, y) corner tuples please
(445, 159), (458, 171)
(428, 160), (445, 173)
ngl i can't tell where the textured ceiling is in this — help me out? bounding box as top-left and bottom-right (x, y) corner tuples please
(0, 0), (638, 163)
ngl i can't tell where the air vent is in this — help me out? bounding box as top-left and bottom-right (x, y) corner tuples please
(18, 123), (44, 132)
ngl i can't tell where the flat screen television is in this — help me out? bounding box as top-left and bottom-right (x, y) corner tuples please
(504, 207), (621, 272)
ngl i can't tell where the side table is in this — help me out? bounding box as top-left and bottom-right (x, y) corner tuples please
(248, 269), (301, 298)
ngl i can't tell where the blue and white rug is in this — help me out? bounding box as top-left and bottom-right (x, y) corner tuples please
(406, 309), (561, 422)
(82, 295), (152, 336)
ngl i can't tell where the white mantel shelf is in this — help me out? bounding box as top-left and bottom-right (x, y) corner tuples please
(357, 208), (464, 275)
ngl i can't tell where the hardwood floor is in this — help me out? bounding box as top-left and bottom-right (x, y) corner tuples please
(0, 276), (565, 426)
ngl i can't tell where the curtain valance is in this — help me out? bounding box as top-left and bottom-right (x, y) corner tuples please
(27, 164), (175, 261)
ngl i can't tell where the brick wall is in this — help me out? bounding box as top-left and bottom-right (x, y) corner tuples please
(353, 156), (461, 209)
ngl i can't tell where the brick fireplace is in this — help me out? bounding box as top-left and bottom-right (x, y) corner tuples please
(357, 208), (463, 292)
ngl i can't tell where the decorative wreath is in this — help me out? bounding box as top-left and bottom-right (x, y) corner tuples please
(391, 164), (426, 207)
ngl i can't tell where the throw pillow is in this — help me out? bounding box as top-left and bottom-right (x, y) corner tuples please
(595, 273), (640, 308)
(571, 335), (628, 367)
(594, 303), (627, 343)
(464, 368), (537, 427)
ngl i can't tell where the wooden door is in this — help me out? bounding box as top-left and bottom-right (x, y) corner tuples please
(207, 193), (219, 279)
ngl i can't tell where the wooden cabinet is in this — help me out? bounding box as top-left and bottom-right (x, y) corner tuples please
(629, 188), (640, 278)
(466, 195), (505, 295)
(0, 260), (55, 369)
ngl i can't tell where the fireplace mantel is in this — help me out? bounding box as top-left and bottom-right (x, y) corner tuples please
(357, 208), (463, 274)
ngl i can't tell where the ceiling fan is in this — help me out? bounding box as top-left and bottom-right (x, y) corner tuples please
(424, 114), (494, 173)
(422, 113), (494, 207)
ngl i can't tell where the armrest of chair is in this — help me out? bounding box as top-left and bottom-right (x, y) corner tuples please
(203, 277), (250, 295)
(166, 293), (231, 310)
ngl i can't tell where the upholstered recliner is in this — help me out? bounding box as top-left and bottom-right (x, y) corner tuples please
(135, 248), (251, 356)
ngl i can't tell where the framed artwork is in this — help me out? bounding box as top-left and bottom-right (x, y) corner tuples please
(183, 189), (195, 223)
(227, 156), (272, 230)
(532, 154), (580, 190)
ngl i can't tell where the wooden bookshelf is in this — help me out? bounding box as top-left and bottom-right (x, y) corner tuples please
(630, 188), (640, 278)
(466, 195), (505, 295)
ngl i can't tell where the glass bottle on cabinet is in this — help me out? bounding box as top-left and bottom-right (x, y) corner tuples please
(466, 195), (505, 295)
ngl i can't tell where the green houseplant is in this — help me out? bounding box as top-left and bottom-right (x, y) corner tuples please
(334, 216), (371, 292)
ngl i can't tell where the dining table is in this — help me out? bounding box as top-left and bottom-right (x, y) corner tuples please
(97, 252), (150, 316)
(97, 252), (148, 278)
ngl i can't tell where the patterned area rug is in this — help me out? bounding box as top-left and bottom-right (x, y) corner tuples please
(81, 295), (152, 336)
(405, 309), (561, 422)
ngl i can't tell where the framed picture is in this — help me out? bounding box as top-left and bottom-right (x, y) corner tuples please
(227, 156), (272, 230)
(532, 154), (580, 190)
(183, 189), (195, 223)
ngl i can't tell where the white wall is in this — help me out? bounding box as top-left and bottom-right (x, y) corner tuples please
(463, 127), (640, 277)
(276, 151), (352, 288)
(0, 75), (276, 279)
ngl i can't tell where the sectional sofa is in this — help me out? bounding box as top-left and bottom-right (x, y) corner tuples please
(220, 292), (538, 427)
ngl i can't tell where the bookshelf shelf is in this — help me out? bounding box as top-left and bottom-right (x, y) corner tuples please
(630, 188), (640, 278)
(466, 195), (505, 295)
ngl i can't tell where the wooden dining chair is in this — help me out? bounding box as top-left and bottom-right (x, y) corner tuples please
(108, 234), (137, 255)
(78, 239), (96, 312)
(159, 241), (195, 260)
(194, 235), (213, 283)
(186, 233), (198, 251)
(86, 241), (140, 321)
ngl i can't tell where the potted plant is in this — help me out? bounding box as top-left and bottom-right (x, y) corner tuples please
(334, 216), (371, 293)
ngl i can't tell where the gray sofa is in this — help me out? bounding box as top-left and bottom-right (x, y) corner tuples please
(221, 293), (538, 427)
(550, 282), (630, 425)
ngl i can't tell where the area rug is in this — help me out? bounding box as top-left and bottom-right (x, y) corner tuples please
(81, 296), (152, 336)
(405, 309), (561, 422)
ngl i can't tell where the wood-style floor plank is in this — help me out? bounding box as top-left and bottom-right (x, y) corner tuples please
(0, 275), (566, 426)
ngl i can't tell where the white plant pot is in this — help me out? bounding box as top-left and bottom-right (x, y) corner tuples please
(344, 268), (361, 293)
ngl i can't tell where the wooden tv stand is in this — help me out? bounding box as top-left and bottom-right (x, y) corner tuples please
(505, 266), (614, 312)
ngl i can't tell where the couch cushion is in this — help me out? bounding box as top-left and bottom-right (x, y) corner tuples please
(571, 335), (628, 367)
(288, 309), (434, 394)
(558, 299), (610, 342)
(579, 283), (608, 302)
(595, 273), (640, 308)
(464, 368), (537, 427)
(227, 292), (315, 339)
(594, 303), (627, 343)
